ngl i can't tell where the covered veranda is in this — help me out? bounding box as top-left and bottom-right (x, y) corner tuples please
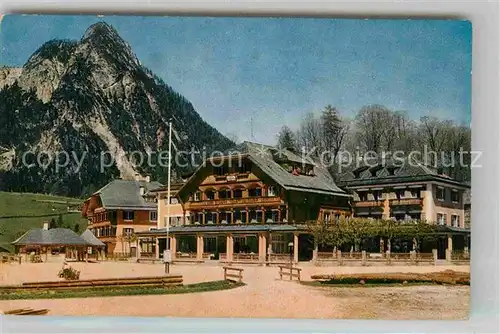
(12, 228), (94, 262)
(136, 224), (310, 265)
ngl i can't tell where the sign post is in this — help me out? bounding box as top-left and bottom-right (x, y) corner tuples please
(163, 249), (171, 274)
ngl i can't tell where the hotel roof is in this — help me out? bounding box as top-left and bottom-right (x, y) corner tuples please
(180, 141), (348, 197)
(337, 156), (470, 188)
(91, 179), (163, 210)
(12, 228), (91, 246)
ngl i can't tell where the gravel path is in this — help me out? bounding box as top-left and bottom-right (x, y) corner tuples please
(0, 259), (470, 319)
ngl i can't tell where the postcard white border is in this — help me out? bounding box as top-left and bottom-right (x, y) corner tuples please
(0, 0), (498, 333)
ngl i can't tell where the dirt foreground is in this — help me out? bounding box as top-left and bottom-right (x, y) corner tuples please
(0, 259), (470, 319)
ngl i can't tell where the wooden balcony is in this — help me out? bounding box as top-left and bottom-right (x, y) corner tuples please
(185, 196), (283, 210)
(389, 198), (423, 206)
(351, 200), (384, 208)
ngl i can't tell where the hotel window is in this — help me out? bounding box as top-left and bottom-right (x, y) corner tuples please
(372, 190), (382, 201)
(436, 187), (445, 201)
(248, 187), (262, 197)
(123, 228), (134, 236)
(271, 234), (287, 253)
(205, 190), (215, 200)
(324, 212), (331, 222)
(193, 192), (201, 201)
(218, 189), (230, 199)
(268, 186), (277, 197)
(220, 211), (231, 224)
(451, 214), (459, 227)
(358, 191), (368, 201)
(437, 213), (446, 225)
(233, 189), (243, 198)
(451, 190), (459, 203)
(410, 189), (420, 198)
(396, 189), (405, 199)
(240, 210), (248, 223)
(149, 211), (157, 221)
(249, 210), (258, 223)
(206, 212), (217, 224)
(123, 211), (134, 221)
(265, 210), (275, 223)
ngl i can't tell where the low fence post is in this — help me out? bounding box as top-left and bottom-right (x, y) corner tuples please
(446, 249), (452, 263)
(385, 250), (391, 265)
(410, 250), (416, 265)
(337, 250), (342, 266)
(361, 250), (367, 266)
(432, 249), (438, 265)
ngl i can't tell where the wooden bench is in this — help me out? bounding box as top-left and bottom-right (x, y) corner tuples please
(223, 266), (244, 283)
(279, 266), (301, 281)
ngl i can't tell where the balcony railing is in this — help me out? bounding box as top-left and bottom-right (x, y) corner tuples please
(185, 196), (283, 210)
(389, 198), (423, 206)
(352, 200), (384, 208)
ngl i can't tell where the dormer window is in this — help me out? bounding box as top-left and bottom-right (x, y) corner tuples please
(372, 190), (382, 201)
(248, 187), (262, 197)
(193, 191), (201, 201)
(206, 190), (215, 200)
(436, 187), (445, 201)
(268, 186), (276, 197)
(396, 189), (405, 199)
(358, 191), (368, 201)
(218, 189), (230, 199)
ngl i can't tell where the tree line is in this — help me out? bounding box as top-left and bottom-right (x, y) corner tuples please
(307, 217), (439, 253)
(276, 104), (471, 182)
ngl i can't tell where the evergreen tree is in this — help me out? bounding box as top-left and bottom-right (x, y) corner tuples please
(276, 125), (297, 150)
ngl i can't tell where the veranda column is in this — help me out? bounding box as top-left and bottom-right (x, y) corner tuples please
(196, 234), (204, 261)
(258, 233), (266, 264)
(312, 237), (318, 262)
(293, 232), (299, 264)
(170, 235), (177, 260)
(155, 237), (160, 259)
(226, 233), (234, 262)
(446, 233), (453, 261)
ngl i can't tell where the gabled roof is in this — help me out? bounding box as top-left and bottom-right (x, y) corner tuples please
(80, 229), (105, 247)
(91, 179), (163, 210)
(337, 156), (469, 188)
(180, 141), (348, 197)
(12, 228), (90, 246)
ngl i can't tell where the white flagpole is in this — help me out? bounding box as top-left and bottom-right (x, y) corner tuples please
(166, 121), (172, 247)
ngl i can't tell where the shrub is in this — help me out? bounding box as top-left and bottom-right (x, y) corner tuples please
(58, 266), (80, 280)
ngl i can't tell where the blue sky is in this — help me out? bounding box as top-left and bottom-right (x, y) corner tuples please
(1, 15), (471, 144)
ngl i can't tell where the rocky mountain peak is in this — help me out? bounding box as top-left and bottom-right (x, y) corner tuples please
(82, 22), (120, 41)
(0, 22), (234, 197)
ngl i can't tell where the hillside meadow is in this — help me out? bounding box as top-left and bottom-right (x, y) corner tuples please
(0, 192), (87, 252)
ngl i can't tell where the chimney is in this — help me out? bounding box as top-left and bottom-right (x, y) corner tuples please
(145, 175), (151, 183)
(42, 222), (49, 230)
(134, 173), (141, 181)
(140, 186), (145, 196)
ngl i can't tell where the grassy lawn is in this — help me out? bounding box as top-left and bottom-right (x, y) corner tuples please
(0, 280), (244, 300)
(0, 192), (87, 252)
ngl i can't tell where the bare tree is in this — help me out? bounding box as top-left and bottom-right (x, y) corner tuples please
(354, 105), (393, 153)
(296, 112), (323, 155)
